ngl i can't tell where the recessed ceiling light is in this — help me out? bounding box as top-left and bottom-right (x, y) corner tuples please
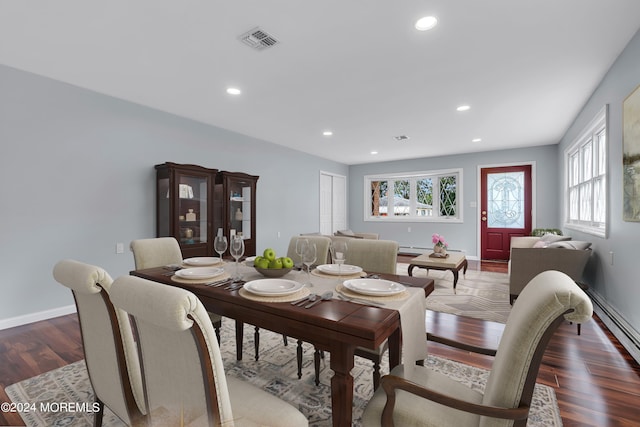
(323, 130), (333, 136)
(472, 138), (482, 142)
(456, 105), (471, 112)
(415, 16), (438, 31)
(226, 87), (242, 95)
(371, 151), (378, 155)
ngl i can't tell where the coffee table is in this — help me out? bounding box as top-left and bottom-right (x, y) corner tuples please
(408, 252), (468, 289)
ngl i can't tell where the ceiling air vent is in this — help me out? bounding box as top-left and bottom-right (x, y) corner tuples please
(239, 27), (280, 51)
(394, 135), (410, 141)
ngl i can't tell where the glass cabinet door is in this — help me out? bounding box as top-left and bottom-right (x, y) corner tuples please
(177, 174), (209, 246)
(229, 179), (252, 241)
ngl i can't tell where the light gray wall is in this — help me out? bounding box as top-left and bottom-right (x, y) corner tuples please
(0, 64), (347, 322)
(557, 29), (640, 342)
(348, 145), (559, 257)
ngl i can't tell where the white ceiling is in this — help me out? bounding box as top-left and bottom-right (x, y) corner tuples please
(2, 1), (640, 165)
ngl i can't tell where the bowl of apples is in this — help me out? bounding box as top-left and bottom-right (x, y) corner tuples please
(254, 248), (294, 278)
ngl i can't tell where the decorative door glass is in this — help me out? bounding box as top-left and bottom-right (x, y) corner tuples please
(178, 175), (208, 245)
(487, 171), (525, 228)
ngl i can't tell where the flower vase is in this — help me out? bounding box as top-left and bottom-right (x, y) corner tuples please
(434, 245), (447, 256)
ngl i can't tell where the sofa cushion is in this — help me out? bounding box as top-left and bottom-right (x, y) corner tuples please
(540, 233), (572, 243)
(547, 241), (592, 250)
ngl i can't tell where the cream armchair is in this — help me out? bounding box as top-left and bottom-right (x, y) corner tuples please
(362, 270), (593, 427)
(509, 236), (591, 303)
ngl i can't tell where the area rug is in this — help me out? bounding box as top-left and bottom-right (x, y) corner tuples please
(397, 262), (512, 323)
(6, 321), (561, 426)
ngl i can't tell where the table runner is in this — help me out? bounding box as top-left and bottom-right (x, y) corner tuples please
(208, 261), (428, 365)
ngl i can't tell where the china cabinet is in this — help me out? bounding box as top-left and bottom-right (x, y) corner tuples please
(214, 171), (259, 257)
(155, 162), (217, 258)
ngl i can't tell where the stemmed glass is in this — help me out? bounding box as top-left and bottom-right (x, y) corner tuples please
(295, 238), (309, 271)
(302, 242), (317, 287)
(230, 235), (245, 280)
(330, 240), (348, 276)
(214, 235), (228, 263)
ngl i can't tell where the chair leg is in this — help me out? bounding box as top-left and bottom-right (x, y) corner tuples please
(297, 340), (303, 379)
(372, 361), (381, 390)
(93, 399), (104, 427)
(213, 319), (222, 344)
(314, 348), (321, 386)
(254, 326), (260, 361)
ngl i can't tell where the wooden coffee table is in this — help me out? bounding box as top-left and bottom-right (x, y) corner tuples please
(408, 252), (468, 289)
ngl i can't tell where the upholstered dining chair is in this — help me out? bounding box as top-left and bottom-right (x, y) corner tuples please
(286, 235), (332, 268)
(129, 237), (223, 342)
(362, 270), (593, 427)
(52, 259), (146, 427)
(307, 238), (400, 388)
(110, 275), (309, 427)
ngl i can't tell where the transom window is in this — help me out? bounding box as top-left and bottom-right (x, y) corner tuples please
(365, 169), (462, 222)
(565, 105), (607, 237)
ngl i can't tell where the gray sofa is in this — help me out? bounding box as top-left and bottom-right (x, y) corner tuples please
(509, 235), (591, 303)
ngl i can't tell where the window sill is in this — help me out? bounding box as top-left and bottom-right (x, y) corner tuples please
(564, 223), (606, 239)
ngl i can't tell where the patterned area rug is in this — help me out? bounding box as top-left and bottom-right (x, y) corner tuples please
(397, 262), (512, 323)
(6, 320), (561, 426)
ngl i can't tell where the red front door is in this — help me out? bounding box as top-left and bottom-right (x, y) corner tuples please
(480, 165), (532, 260)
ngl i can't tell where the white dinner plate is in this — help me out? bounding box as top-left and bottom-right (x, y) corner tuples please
(183, 257), (222, 266)
(343, 279), (406, 296)
(174, 267), (225, 280)
(316, 264), (363, 276)
(243, 279), (304, 296)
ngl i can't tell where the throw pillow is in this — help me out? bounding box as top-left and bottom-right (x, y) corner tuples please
(540, 233), (572, 243)
(533, 240), (548, 248)
(336, 229), (356, 237)
(547, 241), (592, 250)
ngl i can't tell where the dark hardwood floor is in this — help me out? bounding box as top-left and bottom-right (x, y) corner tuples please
(1, 259), (639, 426)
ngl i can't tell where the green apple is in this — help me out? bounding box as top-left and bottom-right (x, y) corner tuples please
(269, 258), (283, 269)
(263, 248), (276, 261)
(255, 257), (269, 269)
(281, 256), (294, 269)
(253, 255), (264, 265)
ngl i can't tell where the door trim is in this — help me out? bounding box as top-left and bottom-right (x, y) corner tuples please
(476, 161), (537, 259)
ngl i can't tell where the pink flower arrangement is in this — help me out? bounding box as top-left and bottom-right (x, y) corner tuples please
(432, 233), (448, 248)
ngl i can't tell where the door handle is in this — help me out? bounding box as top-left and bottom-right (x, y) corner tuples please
(481, 217), (487, 221)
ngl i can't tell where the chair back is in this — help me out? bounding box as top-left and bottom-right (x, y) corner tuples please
(287, 235), (331, 267)
(481, 270), (593, 427)
(342, 238), (399, 274)
(110, 275), (234, 426)
(52, 259), (145, 425)
(130, 237), (183, 269)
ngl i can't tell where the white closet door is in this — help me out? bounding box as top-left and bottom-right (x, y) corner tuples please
(332, 175), (346, 232)
(320, 172), (346, 235)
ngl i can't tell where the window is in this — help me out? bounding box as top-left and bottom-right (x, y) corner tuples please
(365, 169), (462, 222)
(565, 105), (607, 237)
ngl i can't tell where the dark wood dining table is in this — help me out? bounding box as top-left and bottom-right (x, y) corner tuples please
(131, 267), (434, 427)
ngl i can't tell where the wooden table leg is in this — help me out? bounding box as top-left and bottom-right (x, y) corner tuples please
(329, 343), (356, 427)
(387, 327), (402, 370)
(235, 320), (244, 361)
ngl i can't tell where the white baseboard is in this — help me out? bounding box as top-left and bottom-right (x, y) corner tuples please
(0, 305), (77, 331)
(589, 290), (640, 364)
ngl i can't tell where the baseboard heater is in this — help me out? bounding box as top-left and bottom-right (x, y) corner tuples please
(589, 290), (640, 364)
(399, 246), (463, 255)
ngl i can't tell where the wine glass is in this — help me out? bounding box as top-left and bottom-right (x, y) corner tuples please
(214, 235), (228, 263)
(230, 235), (245, 280)
(295, 238), (309, 271)
(330, 240), (348, 276)
(302, 242), (317, 286)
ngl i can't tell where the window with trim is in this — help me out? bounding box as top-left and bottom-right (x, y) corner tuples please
(365, 169), (462, 222)
(565, 105), (607, 237)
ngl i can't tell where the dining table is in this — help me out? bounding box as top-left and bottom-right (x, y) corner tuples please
(131, 259), (434, 427)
